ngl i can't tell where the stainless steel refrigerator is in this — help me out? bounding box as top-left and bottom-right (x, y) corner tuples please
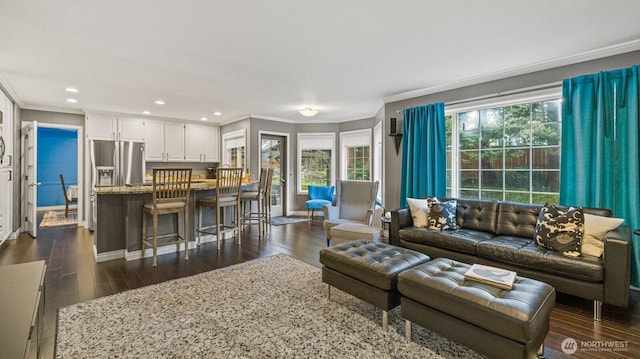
(89, 139), (145, 230)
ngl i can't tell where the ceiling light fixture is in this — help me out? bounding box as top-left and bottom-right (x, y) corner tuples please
(154, 100), (165, 105)
(66, 98), (78, 103)
(201, 117), (208, 121)
(142, 110), (151, 115)
(65, 87), (78, 93)
(213, 111), (222, 116)
(298, 107), (319, 117)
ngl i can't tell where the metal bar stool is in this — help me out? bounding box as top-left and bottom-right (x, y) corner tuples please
(142, 168), (192, 267)
(240, 168), (269, 238)
(197, 167), (243, 250)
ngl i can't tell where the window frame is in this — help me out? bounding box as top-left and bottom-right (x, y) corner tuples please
(373, 122), (383, 203)
(221, 129), (247, 169)
(445, 88), (562, 203)
(297, 132), (336, 194)
(339, 128), (372, 181)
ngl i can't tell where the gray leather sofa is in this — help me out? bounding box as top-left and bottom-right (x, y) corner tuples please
(390, 198), (631, 320)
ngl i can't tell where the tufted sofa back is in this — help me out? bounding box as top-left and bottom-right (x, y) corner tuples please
(496, 202), (543, 238)
(434, 198), (613, 237)
(448, 198), (500, 234)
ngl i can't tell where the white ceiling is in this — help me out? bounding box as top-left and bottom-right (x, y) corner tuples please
(1, 1), (639, 124)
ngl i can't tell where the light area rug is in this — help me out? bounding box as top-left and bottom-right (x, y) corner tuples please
(269, 216), (309, 226)
(56, 254), (483, 359)
(39, 210), (77, 228)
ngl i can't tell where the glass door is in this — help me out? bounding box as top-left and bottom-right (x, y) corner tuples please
(261, 134), (286, 217)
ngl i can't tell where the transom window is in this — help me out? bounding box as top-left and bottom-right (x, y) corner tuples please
(447, 97), (561, 204)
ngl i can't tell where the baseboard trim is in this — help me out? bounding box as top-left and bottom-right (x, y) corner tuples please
(94, 248), (126, 262)
(124, 241), (199, 261)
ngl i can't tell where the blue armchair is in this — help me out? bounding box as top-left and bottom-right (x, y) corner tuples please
(305, 185), (335, 219)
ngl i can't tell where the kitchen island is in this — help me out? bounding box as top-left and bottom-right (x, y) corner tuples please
(93, 179), (255, 262)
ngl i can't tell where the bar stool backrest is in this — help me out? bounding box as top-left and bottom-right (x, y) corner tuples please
(257, 168), (270, 194)
(216, 167), (243, 198)
(152, 168), (192, 206)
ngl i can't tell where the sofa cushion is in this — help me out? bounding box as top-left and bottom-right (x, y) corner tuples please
(496, 202), (542, 238)
(477, 236), (604, 282)
(427, 198), (458, 230)
(454, 199), (500, 234)
(535, 205), (584, 254)
(399, 227), (494, 255)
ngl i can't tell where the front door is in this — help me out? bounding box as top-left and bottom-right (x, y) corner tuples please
(260, 134), (286, 217)
(22, 121), (39, 237)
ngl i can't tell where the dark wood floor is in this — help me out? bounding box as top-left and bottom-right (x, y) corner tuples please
(1, 217), (638, 359)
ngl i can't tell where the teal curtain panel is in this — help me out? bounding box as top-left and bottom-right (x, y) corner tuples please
(560, 65), (640, 286)
(399, 103), (446, 207)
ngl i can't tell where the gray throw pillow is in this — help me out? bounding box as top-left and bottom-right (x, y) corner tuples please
(534, 204), (584, 254)
(427, 198), (458, 231)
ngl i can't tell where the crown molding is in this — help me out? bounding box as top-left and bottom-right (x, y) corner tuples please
(384, 39), (640, 104)
(0, 75), (23, 108)
(20, 104), (84, 115)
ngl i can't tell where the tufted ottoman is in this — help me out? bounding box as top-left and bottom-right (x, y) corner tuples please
(398, 258), (555, 359)
(319, 239), (430, 330)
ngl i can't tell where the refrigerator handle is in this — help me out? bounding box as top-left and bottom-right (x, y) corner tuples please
(114, 142), (121, 186)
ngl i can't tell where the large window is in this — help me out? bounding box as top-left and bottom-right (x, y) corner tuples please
(373, 122), (383, 202)
(448, 97), (561, 204)
(298, 133), (335, 192)
(340, 129), (371, 181)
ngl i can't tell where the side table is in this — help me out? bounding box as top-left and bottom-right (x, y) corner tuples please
(381, 216), (392, 243)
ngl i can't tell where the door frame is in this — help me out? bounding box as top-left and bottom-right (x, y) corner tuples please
(21, 121), (84, 230)
(258, 130), (290, 216)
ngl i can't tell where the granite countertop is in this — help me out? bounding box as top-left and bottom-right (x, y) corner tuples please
(95, 179), (256, 195)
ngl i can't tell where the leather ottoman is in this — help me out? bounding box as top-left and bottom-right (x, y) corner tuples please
(398, 258), (555, 359)
(319, 239), (430, 330)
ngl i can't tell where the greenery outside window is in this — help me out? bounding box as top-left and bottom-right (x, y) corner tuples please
(340, 129), (371, 181)
(298, 133), (335, 193)
(447, 96), (561, 204)
(346, 146), (370, 181)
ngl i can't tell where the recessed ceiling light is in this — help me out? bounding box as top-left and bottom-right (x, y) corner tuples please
(65, 87), (78, 93)
(154, 100), (165, 105)
(213, 111), (222, 116)
(201, 117), (208, 121)
(66, 98), (78, 103)
(142, 110), (151, 115)
(298, 107), (319, 117)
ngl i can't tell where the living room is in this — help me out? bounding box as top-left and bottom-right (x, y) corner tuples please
(1, 2), (640, 358)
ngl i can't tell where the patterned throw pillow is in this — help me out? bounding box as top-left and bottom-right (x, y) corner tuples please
(426, 198), (458, 231)
(534, 204), (584, 254)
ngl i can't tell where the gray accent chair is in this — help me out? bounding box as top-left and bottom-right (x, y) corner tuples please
(322, 180), (379, 246)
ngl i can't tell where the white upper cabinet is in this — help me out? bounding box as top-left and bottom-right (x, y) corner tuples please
(86, 115), (117, 140)
(143, 119), (165, 161)
(185, 124), (219, 162)
(164, 122), (185, 161)
(118, 118), (145, 141)
(87, 115), (144, 141)
(201, 125), (219, 162)
(143, 120), (185, 162)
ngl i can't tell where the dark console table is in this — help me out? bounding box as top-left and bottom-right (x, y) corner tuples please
(0, 260), (46, 359)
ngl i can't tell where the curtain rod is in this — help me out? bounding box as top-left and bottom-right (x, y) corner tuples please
(395, 81), (562, 113)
